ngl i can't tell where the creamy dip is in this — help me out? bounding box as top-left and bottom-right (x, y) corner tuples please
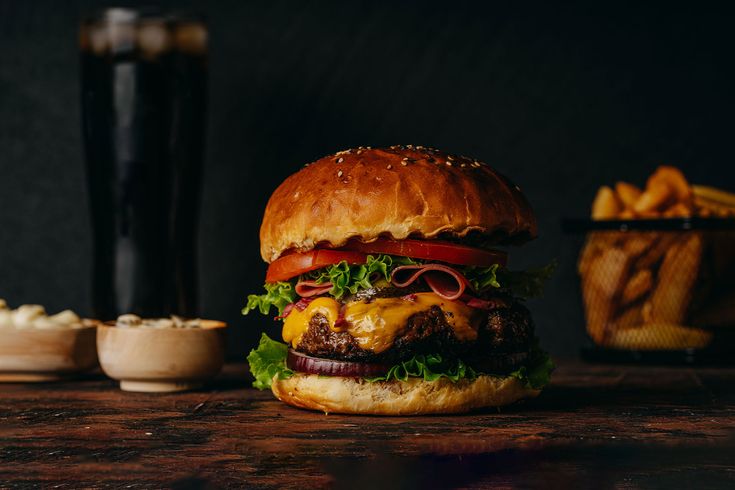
(0, 299), (85, 329)
(116, 314), (202, 329)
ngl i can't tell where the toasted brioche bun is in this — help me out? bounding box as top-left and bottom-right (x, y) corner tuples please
(271, 372), (539, 415)
(260, 146), (537, 263)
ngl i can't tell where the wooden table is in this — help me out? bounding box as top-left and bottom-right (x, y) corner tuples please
(1, 361), (734, 489)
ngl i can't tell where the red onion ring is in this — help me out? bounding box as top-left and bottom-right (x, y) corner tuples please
(287, 350), (390, 377)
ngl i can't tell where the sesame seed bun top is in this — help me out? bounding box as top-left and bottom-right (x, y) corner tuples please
(259, 146), (537, 263)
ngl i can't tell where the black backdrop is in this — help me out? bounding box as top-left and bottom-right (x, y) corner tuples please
(1, 1), (733, 358)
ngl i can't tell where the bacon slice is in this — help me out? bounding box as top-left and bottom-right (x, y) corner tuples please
(295, 280), (333, 297)
(464, 296), (509, 310)
(275, 297), (316, 320)
(390, 264), (472, 301)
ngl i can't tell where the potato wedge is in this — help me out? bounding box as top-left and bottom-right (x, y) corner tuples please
(578, 232), (620, 275)
(693, 185), (735, 209)
(582, 247), (633, 343)
(663, 202), (693, 218)
(623, 233), (659, 260)
(612, 304), (644, 329)
(635, 233), (680, 270)
(615, 181), (642, 209)
(648, 233), (703, 324)
(647, 166), (693, 202)
(633, 183), (675, 214)
(621, 269), (653, 306)
(606, 323), (712, 350)
(592, 186), (622, 220)
(582, 278), (609, 344)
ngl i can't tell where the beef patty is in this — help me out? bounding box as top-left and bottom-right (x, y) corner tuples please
(294, 298), (534, 370)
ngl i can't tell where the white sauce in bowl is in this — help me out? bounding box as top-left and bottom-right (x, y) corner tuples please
(0, 299), (85, 329)
(116, 314), (202, 329)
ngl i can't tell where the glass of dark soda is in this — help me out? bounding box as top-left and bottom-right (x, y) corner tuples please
(80, 8), (207, 319)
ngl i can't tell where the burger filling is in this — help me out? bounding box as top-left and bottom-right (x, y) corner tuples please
(245, 242), (554, 391)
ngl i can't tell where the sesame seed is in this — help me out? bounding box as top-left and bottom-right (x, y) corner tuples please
(336, 157), (344, 163)
(337, 170), (343, 177)
(446, 161), (452, 166)
(356, 150), (362, 154)
(447, 155), (454, 161)
(460, 163), (467, 168)
(401, 161), (407, 166)
(402, 157), (408, 161)
(387, 164), (392, 169)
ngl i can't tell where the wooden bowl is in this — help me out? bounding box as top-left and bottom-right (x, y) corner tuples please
(0, 323), (99, 382)
(97, 320), (226, 392)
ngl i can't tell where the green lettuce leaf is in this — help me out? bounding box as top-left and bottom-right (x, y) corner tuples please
(365, 354), (477, 383)
(246, 333), (292, 390)
(305, 254), (415, 299)
(245, 332), (553, 390)
(495, 261), (557, 300)
(242, 282), (297, 317)
(508, 341), (554, 389)
(461, 263), (501, 291)
(242, 256), (556, 320)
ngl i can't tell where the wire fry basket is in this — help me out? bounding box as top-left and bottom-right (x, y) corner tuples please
(563, 217), (735, 363)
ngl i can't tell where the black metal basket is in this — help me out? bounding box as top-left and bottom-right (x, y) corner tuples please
(562, 217), (735, 364)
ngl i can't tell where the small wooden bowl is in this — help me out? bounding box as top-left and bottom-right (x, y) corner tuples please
(97, 320), (226, 392)
(0, 323), (99, 382)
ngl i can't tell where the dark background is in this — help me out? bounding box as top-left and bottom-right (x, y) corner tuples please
(1, 1), (733, 359)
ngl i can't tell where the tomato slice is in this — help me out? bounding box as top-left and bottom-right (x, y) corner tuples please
(266, 239), (507, 283)
(266, 249), (368, 283)
(339, 238), (507, 267)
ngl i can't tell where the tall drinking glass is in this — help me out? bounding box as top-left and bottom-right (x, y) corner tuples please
(80, 8), (207, 319)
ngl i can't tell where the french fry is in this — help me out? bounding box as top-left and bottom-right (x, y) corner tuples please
(647, 166), (693, 202)
(648, 233), (703, 324)
(606, 322), (712, 350)
(621, 268), (653, 306)
(615, 181), (642, 209)
(591, 186), (622, 220)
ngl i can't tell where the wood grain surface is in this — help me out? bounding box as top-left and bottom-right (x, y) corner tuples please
(1, 361), (734, 489)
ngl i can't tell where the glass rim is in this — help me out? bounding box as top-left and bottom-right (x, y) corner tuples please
(82, 7), (206, 26)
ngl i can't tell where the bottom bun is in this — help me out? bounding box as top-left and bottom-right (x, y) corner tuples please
(271, 373), (540, 415)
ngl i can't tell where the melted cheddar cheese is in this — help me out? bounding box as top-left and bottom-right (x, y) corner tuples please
(282, 293), (481, 353)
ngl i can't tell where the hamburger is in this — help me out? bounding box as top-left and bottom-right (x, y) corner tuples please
(245, 146), (554, 415)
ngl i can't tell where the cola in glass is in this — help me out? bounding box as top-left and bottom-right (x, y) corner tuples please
(80, 8), (207, 319)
